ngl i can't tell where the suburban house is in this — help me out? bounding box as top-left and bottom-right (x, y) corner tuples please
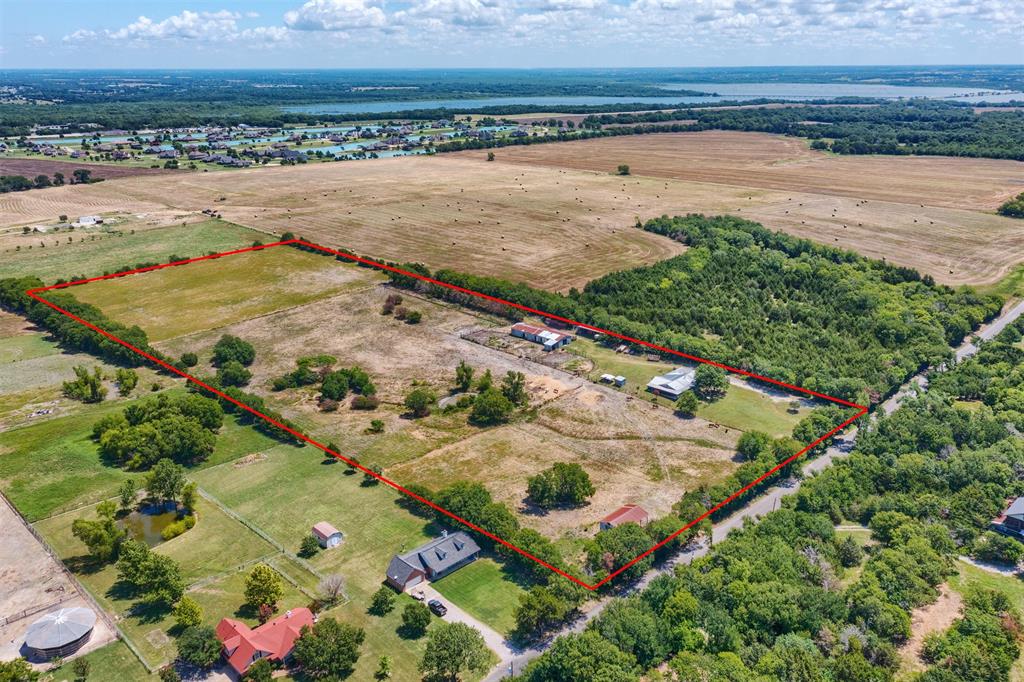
(600, 504), (650, 531)
(216, 607), (314, 676)
(646, 367), (697, 401)
(312, 521), (343, 549)
(993, 497), (1024, 536)
(511, 322), (574, 351)
(385, 531), (481, 591)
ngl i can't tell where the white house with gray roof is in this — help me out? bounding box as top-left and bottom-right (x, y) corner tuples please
(385, 531), (481, 591)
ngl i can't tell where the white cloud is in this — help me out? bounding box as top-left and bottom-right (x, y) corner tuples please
(61, 10), (292, 45)
(55, 0), (1023, 58)
(29, 34), (47, 45)
(283, 0), (387, 31)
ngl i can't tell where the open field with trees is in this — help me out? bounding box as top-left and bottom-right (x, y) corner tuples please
(130, 248), (747, 539)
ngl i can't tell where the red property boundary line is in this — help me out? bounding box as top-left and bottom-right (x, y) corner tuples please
(26, 239), (867, 590)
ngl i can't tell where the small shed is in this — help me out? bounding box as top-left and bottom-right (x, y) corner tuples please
(312, 521), (343, 549)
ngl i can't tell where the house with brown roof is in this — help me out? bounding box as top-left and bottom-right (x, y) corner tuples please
(312, 521), (343, 549)
(600, 504), (650, 531)
(216, 607), (314, 676)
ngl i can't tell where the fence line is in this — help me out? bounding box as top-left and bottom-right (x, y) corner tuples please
(0, 492), (156, 673)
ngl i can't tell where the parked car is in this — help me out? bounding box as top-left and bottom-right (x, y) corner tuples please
(411, 589), (426, 601)
(428, 599), (447, 616)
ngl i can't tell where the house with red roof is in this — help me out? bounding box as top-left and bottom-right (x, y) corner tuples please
(215, 607), (314, 676)
(600, 504), (650, 531)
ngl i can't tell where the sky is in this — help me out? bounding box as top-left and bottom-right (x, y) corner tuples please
(0, 0), (1021, 69)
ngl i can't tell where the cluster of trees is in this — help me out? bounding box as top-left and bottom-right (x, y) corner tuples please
(271, 352), (379, 411)
(998, 191), (1024, 218)
(451, 363), (529, 425)
(62, 365), (107, 403)
(527, 462), (595, 509)
(92, 393), (223, 469)
(381, 292), (422, 323)
(675, 364), (731, 416)
(0, 169), (97, 193)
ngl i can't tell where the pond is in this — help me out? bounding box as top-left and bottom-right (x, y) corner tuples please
(119, 506), (180, 547)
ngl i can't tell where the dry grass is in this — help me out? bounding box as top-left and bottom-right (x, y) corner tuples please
(0, 158), (685, 293)
(466, 131), (1024, 286)
(390, 385), (738, 537)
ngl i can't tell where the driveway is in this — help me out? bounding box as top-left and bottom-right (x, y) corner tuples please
(419, 584), (515, 667)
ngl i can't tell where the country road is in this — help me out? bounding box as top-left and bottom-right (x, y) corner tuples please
(483, 299), (1024, 681)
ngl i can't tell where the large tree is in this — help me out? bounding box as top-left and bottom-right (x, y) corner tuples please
(292, 617), (366, 679)
(244, 563), (283, 611)
(418, 621), (490, 682)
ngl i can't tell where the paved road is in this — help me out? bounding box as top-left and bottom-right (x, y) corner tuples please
(482, 299), (1024, 680)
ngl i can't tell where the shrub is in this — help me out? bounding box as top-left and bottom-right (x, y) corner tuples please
(180, 352), (198, 367)
(300, 534), (321, 558)
(369, 586), (396, 616)
(161, 514), (196, 541)
(351, 395), (380, 410)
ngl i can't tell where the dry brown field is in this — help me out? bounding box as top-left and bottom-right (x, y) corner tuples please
(0, 157), (685, 292)
(0, 157), (171, 180)
(3, 130), (1022, 288)
(479, 130), (1023, 210)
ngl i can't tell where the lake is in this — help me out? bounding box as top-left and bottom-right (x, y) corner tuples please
(283, 83), (1022, 115)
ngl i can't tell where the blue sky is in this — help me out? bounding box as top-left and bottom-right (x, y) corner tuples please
(1, 0), (1021, 69)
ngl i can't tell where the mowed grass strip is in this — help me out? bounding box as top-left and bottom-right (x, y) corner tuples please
(71, 246), (379, 342)
(0, 219), (260, 284)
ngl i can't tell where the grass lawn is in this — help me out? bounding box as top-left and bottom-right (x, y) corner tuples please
(0, 331), (59, 364)
(0, 386), (279, 522)
(0, 219), (261, 284)
(698, 383), (804, 438)
(432, 557), (527, 635)
(71, 245), (383, 342)
(35, 496), (288, 668)
(567, 337), (804, 437)
(52, 641), (151, 682)
(950, 560), (1024, 682)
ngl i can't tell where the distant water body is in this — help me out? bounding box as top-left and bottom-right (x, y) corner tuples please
(284, 82), (1021, 115)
